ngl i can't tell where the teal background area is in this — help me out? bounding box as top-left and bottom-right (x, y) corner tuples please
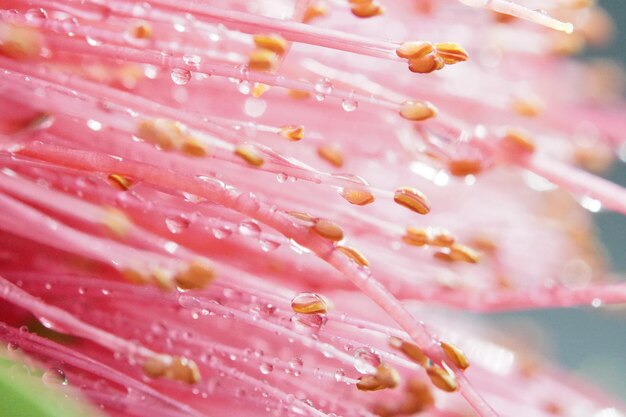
(484, 0), (626, 401)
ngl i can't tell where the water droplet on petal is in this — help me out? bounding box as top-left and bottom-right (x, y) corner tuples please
(42, 368), (68, 385)
(171, 68), (191, 85)
(353, 347), (381, 374)
(165, 215), (190, 234)
(259, 362), (274, 374)
(211, 225), (232, 240)
(238, 219), (261, 237)
(341, 98), (358, 112)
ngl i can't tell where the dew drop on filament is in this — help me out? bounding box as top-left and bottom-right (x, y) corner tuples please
(165, 215), (190, 234)
(42, 368), (68, 386)
(353, 347), (381, 374)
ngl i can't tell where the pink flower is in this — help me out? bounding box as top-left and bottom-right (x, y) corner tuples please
(0, 1), (625, 416)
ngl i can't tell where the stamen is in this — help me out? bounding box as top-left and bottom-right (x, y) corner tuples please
(426, 365), (457, 392)
(302, 2), (328, 23)
(235, 145), (265, 167)
(502, 129), (536, 155)
(440, 341), (470, 371)
(434, 42), (470, 65)
(337, 245), (370, 267)
(107, 173), (134, 191)
(143, 355), (201, 384)
(393, 187), (431, 215)
(448, 159), (483, 176)
(317, 144), (345, 167)
(180, 137), (210, 157)
(402, 227), (429, 247)
(356, 364), (400, 391)
(279, 125), (305, 141)
(449, 244), (480, 263)
(253, 34), (288, 55)
(312, 218), (345, 241)
(396, 41), (434, 59)
(339, 188), (375, 205)
(137, 118), (187, 150)
(175, 261), (216, 290)
(408, 54), (445, 74)
(247, 49), (279, 71)
(389, 337), (429, 367)
(252, 82), (270, 97)
(130, 21), (153, 39)
(350, 1), (385, 18)
(399, 101), (438, 122)
(0, 24), (42, 60)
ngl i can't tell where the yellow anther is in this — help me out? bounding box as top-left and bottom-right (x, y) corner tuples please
(440, 341), (470, 371)
(235, 145), (265, 167)
(303, 2), (327, 23)
(337, 245), (369, 267)
(248, 48), (279, 71)
(449, 244), (480, 264)
(399, 100), (438, 121)
(356, 364), (400, 391)
(393, 187), (431, 215)
(403, 227), (429, 247)
(434, 42), (469, 65)
(121, 268), (149, 285)
(512, 94), (545, 117)
(130, 21), (152, 39)
(253, 34), (288, 55)
(340, 188), (375, 206)
(389, 337), (429, 367)
(396, 41), (434, 59)
(137, 118), (186, 150)
(502, 129), (536, 154)
(175, 261), (215, 290)
(287, 89), (311, 100)
(408, 54), (445, 74)
(107, 174), (134, 191)
(350, 1), (384, 18)
(0, 24), (42, 60)
(252, 82), (270, 98)
(430, 228), (456, 247)
(317, 144), (344, 168)
(180, 137), (210, 157)
(101, 207), (131, 238)
(312, 218), (344, 241)
(279, 125), (305, 141)
(426, 365), (457, 392)
(447, 159), (482, 176)
(143, 355), (201, 384)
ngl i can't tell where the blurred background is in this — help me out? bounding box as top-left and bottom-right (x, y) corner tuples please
(484, 0), (626, 400)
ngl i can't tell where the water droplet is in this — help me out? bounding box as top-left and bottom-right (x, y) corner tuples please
(165, 215), (190, 234)
(86, 36), (103, 46)
(291, 292), (328, 314)
(334, 368), (345, 382)
(236, 192), (260, 212)
(211, 225), (232, 240)
(341, 98), (358, 112)
(289, 357), (303, 369)
(579, 195), (602, 213)
(314, 78), (333, 98)
(87, 119), (102, 131)
(276, 173), (288, 183)
(7, 342), (19, 352)
(25, 8), (48, 21)
(182, 54), (201, 68)
(259, 236), (281, 252)
(182, 192), (205, 204)
(291, 313), (326, 332)
(171, 68), (191, 85)
(238, 219), (261, 237)
(353, 347), (381, 374)
(42, 368), (68, 385)
(259, 362), (274, 374)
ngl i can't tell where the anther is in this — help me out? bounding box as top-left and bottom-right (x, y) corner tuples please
(317, 144), (344, 167)
(0, 24), (42, 60)
(440, 341), (470, 371)
(130, 21), (152, 39)
(356, 364), (400, 391)
(175, 261), (215, 290)
(235, 145), (265, 167)
(393, 187), (431, 215)
(247, 49), (279, 71)
(434, 42), (469, 65)
(291, 292), (328, 314)
(449, 244), (480, 263)
(101, 207), (131, 238)
(426, 365), (457, 392)
(303, 2), (328, 23)
(337, 245), (370, 267)
(350, 1), (385, 18)
(447, 159), (482, 176)
(402, 227), (429, 247)
(502, 129), (536, 154)
(137, 119), (186, 150)
(312, 218), (345, 241)
(340, 188), (375, 206)
(279, 125), (305, 141)
(389, 337), (428, 367)
(107, 174), (134, 191)
(408, 54), (445, 74)
(512, 94), (545, 117)
(252, 82), (270, 98)
(396, 41), (434, 59)
(180, 137), (210, 157)
(144, 355), (201, 384)
(399, 100), (438, 121)
(253, 34), (288, 55)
